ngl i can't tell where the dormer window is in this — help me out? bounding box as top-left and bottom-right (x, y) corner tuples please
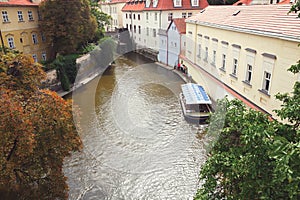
(174, 0), (182, 7)
(191, 0), (199, 6)
(146, 0), (151, 7)
(153, 0), (158, 7)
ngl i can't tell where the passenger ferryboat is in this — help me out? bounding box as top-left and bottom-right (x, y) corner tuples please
(179, 83), (212, 124)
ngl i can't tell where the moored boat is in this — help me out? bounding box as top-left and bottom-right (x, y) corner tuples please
(179, 83), (212, 124)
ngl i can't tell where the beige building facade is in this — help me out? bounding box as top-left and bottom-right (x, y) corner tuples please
(100, 0), (127, 32)
(181, 5), (300, 118)
(0, 0), (49, 62)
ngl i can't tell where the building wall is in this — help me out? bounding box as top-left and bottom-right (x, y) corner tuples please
(123, 9), (200, 51)
(167, 22), (181, 66)
(1, 5), (50, 62)
(158, 33), (167, 64)
(101, 2), (126, 32)
(183, 22), (300, 117)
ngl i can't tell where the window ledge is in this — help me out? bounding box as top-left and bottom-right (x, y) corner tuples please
(258, 89), (271, 97)
(219, 67), (226, 73)
(230, 74), (238, 79)
(2, 21), (10, 24)
(242, 80), (252, 88)
(211, 62), (216, 67)
(203, 58), (208, 63)
(18, 20), (25, 23)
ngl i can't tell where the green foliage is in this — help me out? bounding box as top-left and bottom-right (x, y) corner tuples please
(289, 0), (300, 18)
(39, 0), (97, 56)
(196, 96), (300, 199)
(82, 43), (97, 54)
(90, 0), (112, 32)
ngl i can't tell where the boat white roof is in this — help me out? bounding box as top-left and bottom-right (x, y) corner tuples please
(181, 83), (212, 105)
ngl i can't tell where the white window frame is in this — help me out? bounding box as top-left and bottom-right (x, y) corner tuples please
(7, 37), (15, 48)
(32, 54), (37, 62)
(28, 10), (33, 21)
(155, 13), (158, 21)
(232, 58), (238, 76)
(146, 27), (149, 36)
(192, 0), (199, 6)
(245, 64), (252, 83)
(17, 11), (24, 22)
(262, 71), (271, 93)
(42, 53), (46, 61)
(2, 11), (9, 22)
(168, 13), (173, 21)
(32, 33), (38, 44)
(174, 0), (182, 7)
(221, 54), (226, 70)
(188, 12), (192, 17)
(153, 29), (156, 37)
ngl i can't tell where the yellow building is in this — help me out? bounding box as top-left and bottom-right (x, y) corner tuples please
(0, 0), (49, 62)
(181, 4), (300, 118)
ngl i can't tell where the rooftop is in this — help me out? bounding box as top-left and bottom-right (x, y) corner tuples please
(168, 18), (186, 34)
(122, 0), (208, 12)
(0, 0), (38, 6)
(187, 4), (300, 42)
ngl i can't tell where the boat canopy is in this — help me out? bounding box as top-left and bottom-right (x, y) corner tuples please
(181, 83), (212, 105)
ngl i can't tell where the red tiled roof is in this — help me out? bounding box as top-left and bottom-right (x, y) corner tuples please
(122, 1), (145, 11)
(122, 0), (208, 12)
(144, 0), (207, 11)
(233, 0), (252, 6)
(168, 18), (186, 34)
(0, 0), (38, 6)
(278, 0), (291, 4)
(188, 5), (300, 41)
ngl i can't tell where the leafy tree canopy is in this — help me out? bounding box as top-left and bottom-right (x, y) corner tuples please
(39, 0), (97, 56)
(0, 51), (82, 199)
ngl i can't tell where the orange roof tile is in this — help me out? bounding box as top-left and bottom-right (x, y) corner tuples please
(233, 0), (252, 6)
(144, 0), (207, 11)
(122, 1), (145, 11)
(188, 5), (300, 41)
(0, 0), (38, 6)
(168, 18), (186, 34)
(122, 0), (208, 12)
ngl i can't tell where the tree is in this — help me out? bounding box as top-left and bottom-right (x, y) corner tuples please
(0, 51), (82, 199)
(90, 0), (111, 39)
(39, 0), (97, 56)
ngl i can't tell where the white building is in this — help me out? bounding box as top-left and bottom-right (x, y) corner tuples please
(122, 0), (208, 53)
(181, 4), (300, 118)
(100, 0), (127, 32)
(158, 18), (186, 66)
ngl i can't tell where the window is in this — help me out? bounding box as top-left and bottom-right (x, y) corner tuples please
(221, 54), (226, 70)
(138, 26), (141, 34)
(134, 25), (136, 33)
(32, 33), (38, 44)
(133, 14), (135, 20)
(192, 0), (199, 6)
(153, 29), (156, 37)
(146, 27), (149, 36)
(175, 0), (182, 7)
(129, 14), (131, 19)
(212, 50), (216, 65)
(204, 47), (208, 62)
(130, 24), (132, 31)
(168, 13), (173, 21)
(126, 24), (128, 29)
(7, 37), (14, 48)
(42, 53), (46, 61)
(262, 71), (271, 93)
(232, 58), (238, 75)
(155, 13), (157, 21)
(37, 10), (42, 20)
(32, 54), (37, 62)
(138, 14), (140, 20)
(126, 13), (128, 19)
(146, 12), (148, 20)
(197, 44), (201, 58)
(17, 11), (24, 22)
(188, 12), (192, 17)
(2, 11), (9, 22)
(28, 10), (33, 21)
(174, 42), (177, 47)
(182, 13), (186, 18)
(245, 64), (252, 83)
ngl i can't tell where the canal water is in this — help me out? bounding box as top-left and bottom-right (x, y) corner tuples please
(63, 53), (208, 200)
